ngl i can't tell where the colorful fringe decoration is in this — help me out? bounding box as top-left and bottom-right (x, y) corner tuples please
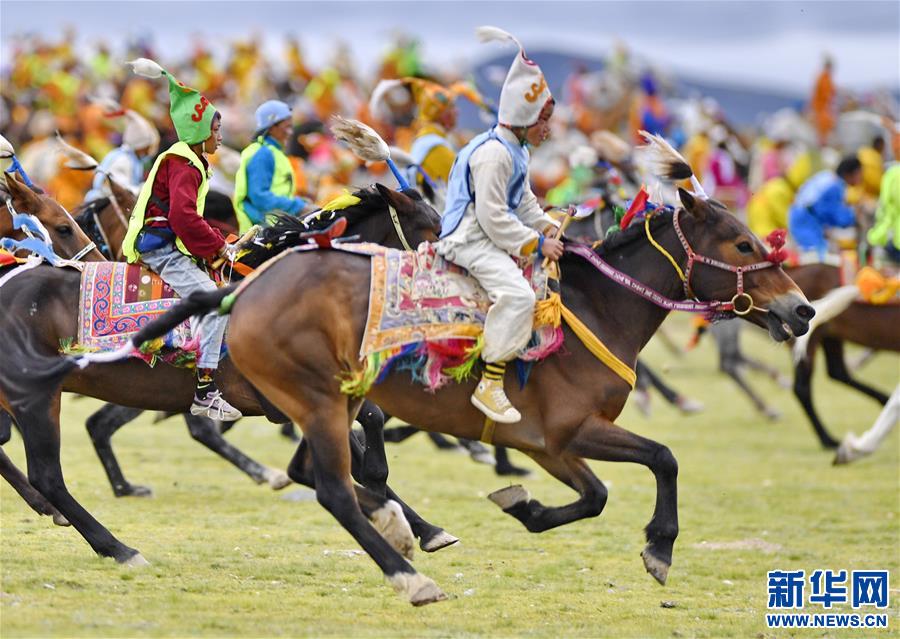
(59, 333), (200, 369)
(533, 291), (562, 328)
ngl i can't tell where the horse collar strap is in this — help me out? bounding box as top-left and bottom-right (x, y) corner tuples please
(565, 242), (736, 315)
(387, 204), (413, 251)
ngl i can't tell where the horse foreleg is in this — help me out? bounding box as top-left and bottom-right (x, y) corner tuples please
(488, 451), (607, 533)
(0, 446), (69, 525)
(352, 403), (460, 552)
(16, 394), (144, 564)
(182, 413), (291, 490)
(568, 413), (678, 586)
(86, 404), (152, 497)
(793, 349), (841, 449)
(493, 446), (532, 476)
(822, 338), (890, 404)
(283, 400), (446, 606)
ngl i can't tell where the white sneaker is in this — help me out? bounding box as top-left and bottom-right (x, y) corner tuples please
(190, 390), (243, 422)
(471, 378), (521, 423)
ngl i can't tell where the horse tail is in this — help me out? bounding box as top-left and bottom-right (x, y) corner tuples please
(0, 320), (81, 413)
(70, 285), (237, 369)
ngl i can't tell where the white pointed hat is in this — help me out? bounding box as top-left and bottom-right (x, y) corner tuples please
(477, 26), (552, 128)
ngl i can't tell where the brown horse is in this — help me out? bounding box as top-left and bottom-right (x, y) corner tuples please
(120, 168), (815, 604)
(0, 183), (459, 564)
(787, 263), (898, 448)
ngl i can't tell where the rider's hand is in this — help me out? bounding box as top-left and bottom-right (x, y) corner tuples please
(540, 237), (564, 261)
(218, 243), (238, 261)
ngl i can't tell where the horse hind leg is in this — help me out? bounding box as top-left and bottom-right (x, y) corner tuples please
(182, 413), (291, 489)
(568, 414), (678, 586)
(86, 404), (152, 497)
(0, 446), (69, 525)
(15, 393), (144, 564)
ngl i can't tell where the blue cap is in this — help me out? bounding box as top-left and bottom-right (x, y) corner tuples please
(254, 100), (292, 134)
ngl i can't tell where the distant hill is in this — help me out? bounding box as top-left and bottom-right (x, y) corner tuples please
(459, 49), (806, 129)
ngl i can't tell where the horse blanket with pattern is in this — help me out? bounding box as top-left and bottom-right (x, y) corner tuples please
(74, 262), (198, 363)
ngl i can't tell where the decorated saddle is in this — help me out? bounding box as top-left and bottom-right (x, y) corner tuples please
(64, 262), (200, 367)
(343, 242), (563, 395)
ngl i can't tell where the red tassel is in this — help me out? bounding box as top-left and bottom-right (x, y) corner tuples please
(765, 228), (788, 265)
(620, 186), (649, 229)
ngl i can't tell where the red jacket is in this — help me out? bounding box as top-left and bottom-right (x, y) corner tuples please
(146, 155), (225, 259)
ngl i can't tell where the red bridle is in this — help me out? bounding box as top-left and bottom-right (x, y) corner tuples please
(669, 208), (779, 315)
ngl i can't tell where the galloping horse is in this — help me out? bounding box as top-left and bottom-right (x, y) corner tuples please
(787, 263), (899, 448)
(118, 145), (814, 605)
(0, 182), (457, 564)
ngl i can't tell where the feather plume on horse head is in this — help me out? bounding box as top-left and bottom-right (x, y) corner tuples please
(637, 130), (707, 199)
(54, 132), (100, 171)
(330, 116), (410, 189)
(0, 134), (15, 160)
(368, 79), (406, 120)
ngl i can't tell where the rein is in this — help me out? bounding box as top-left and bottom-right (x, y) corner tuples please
(566, 208), (778, 317)
(387, 203), (413, 251)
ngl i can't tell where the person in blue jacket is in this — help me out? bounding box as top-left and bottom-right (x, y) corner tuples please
(788, 156), (862, 258)
(233, 100), (308, 232)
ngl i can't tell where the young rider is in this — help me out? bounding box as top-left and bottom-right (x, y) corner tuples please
(121, 58), (242, 421)
(436, 27), (562, 423)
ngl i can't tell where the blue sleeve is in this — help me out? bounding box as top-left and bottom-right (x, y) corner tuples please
(245, 147), (305, 217)
(816, 182), (856, 227)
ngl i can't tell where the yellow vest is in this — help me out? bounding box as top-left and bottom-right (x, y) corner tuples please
(233, 137), (295, 233)
(122, 141), (209, 263)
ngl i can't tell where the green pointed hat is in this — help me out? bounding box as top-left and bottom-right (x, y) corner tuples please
(127, 58), (217, 145)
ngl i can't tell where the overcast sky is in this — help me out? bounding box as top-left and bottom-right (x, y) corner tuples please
(2, 1), (898, 93)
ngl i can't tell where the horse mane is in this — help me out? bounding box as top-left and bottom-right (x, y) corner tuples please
(238, 186), (387, 268)
(593, 207), (675, 257)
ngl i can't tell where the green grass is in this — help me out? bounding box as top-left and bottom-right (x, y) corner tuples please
(2, 316), (898, 638)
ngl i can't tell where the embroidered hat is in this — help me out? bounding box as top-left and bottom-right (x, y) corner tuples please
(476, 26), (552, 128)
(127, 58), (217, 145)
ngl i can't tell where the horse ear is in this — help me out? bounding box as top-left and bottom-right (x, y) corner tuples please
(678, 187), (705, 221)
(374, 183), (414, 214)
(3, 171), (39, 208)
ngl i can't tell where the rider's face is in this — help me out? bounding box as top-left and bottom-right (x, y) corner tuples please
(204, 117), (222, 154)
(525, 100), (554, 148)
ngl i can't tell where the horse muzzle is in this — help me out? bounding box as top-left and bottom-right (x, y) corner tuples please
(765, 293), (815, 341)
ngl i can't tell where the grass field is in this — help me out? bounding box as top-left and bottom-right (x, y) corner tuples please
(1, 316), (898, 638)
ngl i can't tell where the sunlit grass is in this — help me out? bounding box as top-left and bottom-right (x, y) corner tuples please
(1, 316), (897, 637)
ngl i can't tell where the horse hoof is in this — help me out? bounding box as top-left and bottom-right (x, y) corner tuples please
(495, 464), (532, 478)
(641, 548), (669, 585)
(51, 512), (71, 527)
(123, 553), (150, 568)
(371, 500), (415, 561)
(115, 484), (153, 498)
(833, 435), (867, 465)
(265, 468), (292, 490)
(388, 572), (448, 606)
(488, 485), (530, 510)
(763, 407), (782, 421)
(420, 529), (460, 552)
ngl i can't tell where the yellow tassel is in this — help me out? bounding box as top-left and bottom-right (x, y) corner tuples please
(533, 291), (562, 328)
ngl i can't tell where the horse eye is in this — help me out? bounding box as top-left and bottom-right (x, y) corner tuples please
(56, 225), (73, 237)
(736, 241), (753, 254)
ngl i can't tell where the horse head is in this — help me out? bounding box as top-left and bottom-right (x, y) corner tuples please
(1, 171), (105, 262)
(372, 183), (441, 249)
(673, 188), (814, 341)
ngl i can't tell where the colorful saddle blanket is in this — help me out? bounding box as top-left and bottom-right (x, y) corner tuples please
(345, 243), (562, 395)
(71, 262), (199, 366)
